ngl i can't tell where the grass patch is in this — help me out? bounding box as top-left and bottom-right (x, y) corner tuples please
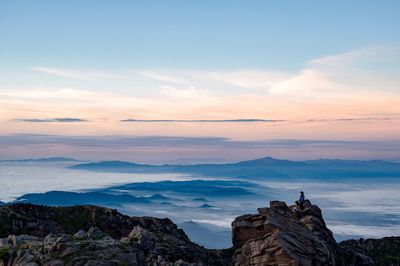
(0, 247), (11, 262)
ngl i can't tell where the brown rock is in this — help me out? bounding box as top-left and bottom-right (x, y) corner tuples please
(232, 200), (373, 266)
(0, 204), (232, 266)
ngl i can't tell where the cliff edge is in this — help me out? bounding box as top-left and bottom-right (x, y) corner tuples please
(232, 200), (373, 266)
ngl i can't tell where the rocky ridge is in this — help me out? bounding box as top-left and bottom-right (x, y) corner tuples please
(0, 202), (398, 265)
(232, 200), (373, 266)
(340, 236), (400, 266)
(0, 204), (231, 265)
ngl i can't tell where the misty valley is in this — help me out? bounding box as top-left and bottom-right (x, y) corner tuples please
(1, 157), (399, 249)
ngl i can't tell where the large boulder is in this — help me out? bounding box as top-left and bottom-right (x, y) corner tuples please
(232, 200), (373, 266)
(1, 232), (144, 265)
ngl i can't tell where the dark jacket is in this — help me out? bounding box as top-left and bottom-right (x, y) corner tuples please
(299, 194), (305, 203)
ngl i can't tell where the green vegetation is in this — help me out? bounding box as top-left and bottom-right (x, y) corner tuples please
(57, 211), (92, 234)
(367, 250), (400, 266)
(0, 247), (11, 262)
(0, 212), (22, 237)
(340, 237), (400, 266)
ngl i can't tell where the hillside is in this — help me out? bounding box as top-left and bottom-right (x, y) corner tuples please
(340, 237), (400, 266)
(0, 204), (231, 265)
(0, 202), (398, 265)
(70, 157), (400, 179)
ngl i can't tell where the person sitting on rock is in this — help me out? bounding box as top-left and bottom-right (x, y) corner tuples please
(295, 191), (305, 210)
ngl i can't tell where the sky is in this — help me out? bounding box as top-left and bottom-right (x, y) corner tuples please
(0, 0), (400, 162)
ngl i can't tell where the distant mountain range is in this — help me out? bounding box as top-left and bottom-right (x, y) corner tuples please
(9, 179), (256, 207)
(71, 156), (400, 179)
(0, 157), (82, 163)
(106, 180), (255, 196)
(16, 190), (151, 206)
(178, 220), (231, 248)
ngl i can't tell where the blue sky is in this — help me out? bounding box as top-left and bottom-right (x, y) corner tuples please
(1, 0), (399, 70)
(0, 1), (400, 161)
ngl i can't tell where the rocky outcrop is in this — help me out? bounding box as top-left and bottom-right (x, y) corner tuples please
(340, 236), (400, 266)
(0, 203), (232, 265)
(232, 200), (373, 266)
(0, 229), (144, 265)
(0, 202), (398, 265)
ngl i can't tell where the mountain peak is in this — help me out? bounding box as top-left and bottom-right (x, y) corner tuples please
(0, 157), (81, 163)
(71, 160), (143, 169)
(233, 156), (304, 166)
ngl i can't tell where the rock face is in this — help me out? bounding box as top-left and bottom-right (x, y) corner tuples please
(232, 200), (373, 266)
(340, 236), (400, 266)
(0, 203), (232, 265)
(0, 202), (397, 265)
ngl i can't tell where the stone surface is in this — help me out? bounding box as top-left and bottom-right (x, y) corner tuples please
(256, 207), (269, 216)
(87, 226), (106, 239)
(0, 202), (397, 265)
(0, 203), (232, 266)
(232, 200), (374, 266)
(269, 200), (288, 209)
(340, 236), (400, 266)
(73, 230), (87, 239)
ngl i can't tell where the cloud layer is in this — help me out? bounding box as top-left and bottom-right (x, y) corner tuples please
(1, 134), (399, 162)
(120, 119), (283, 123)
(1, 44), (399, 158)
(14, 118), (87, 123)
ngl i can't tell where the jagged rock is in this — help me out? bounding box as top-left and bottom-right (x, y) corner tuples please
(303, 199), (312, 209)
(1, 202), (397, 265)
(0, 204), (232, 266)
(269, 200), (288, 209)
(127, 225), (156, 249)
(73, 229), (87, 240)
(0, 234), (41, 250)
(232, 200), (373, 266)
(1, 232), (144, 265)
(0, 238), (9, 248)
(340, 236), (400, 266)
(74, 230), (87, 241)
(87, 226), (106, 239)
(8, 234), (40, 247)
(256, 207), (269, 216)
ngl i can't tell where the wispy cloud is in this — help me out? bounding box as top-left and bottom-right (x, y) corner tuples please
(271, 44), (400, 96)
(159, 85), (214, 101)
(9, 116), (394, 124)
(328, 223), (400, 238)
(206, 70), (290, 90)
(315, 187), (400, 215)
(134, 69), (290, 93)
(120, 119), (283, 123)
(134, 45), (400, 96)
(0, 45), (398, 144)
(1, 134), (399, 162)
(14, 118), (87, 123)
(120, 117), (393, 123)
(136, 71), (186, 84)
(306, 117), (393, 122)
(32, 67), (117, 81)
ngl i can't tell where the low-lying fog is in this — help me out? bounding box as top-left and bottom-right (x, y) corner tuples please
(1, 162), (399, 248)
